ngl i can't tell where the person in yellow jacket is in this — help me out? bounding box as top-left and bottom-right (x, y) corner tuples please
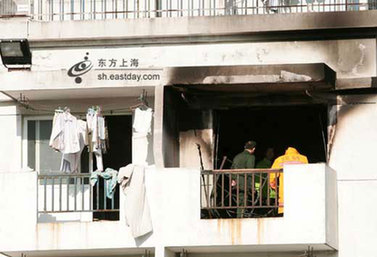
(270, 147), (308, 214)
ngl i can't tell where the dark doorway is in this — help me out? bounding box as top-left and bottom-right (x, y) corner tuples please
(103, 115), (133, 170)
(215, 105), (327, 169)
(93, 115), (132, 221)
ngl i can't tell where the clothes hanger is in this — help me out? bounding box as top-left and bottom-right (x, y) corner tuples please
(130, 90), (150, 111)
(55, 107), (63, 113)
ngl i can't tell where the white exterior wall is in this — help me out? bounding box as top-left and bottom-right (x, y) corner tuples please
(0, 104), (22, 172)
(329, 96), (377, 257)
(0, 171), (37, 251)
(0, 39), (375, 96)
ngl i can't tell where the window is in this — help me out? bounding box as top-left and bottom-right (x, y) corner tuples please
(163, 86), (328, 169)
(24, 118), (62, 173)
(23, 115), (133, 174)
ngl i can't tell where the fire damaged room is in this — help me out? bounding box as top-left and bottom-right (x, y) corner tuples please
(163, 64), (334, 218)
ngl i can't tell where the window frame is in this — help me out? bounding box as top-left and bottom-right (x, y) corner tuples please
(22, 115), (56, 174)
(22, 113), (135, 173)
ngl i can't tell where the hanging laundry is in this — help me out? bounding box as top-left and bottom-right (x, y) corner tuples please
(133, 107), (153, 135)
(87, 106), (108, 172)
(90, 168), (118, 199)
(118, 164), (153, 238)
(117, 103), (153, 238)
(49, 110), (65, 152)
(132, 107), (153, 165)
(60, 120), (88, 173)
(49, 108), (88, 173)
(49, 110), (81, 154)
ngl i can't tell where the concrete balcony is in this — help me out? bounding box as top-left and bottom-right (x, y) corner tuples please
(0, 163), (337, 256)
(1, 2), (377, 47)
(2, 0), (376, 22)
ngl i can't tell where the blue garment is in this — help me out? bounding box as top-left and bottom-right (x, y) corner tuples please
(90, 168), (118, 199)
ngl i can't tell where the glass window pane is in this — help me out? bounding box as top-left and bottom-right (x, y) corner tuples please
(39, 120), (61, 173)
(27, 120), (36, 170)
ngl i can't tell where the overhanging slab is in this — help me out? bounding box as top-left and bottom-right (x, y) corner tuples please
(164, 63), (336, 93)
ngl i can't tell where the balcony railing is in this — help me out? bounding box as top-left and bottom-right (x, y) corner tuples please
(201, 168), (283, 219)
(37, 173), (119, 215)
(0, 0), (17, 17)
(0, 0), (373, 20)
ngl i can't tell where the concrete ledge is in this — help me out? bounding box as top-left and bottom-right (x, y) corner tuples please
(0, 17), (28, 39)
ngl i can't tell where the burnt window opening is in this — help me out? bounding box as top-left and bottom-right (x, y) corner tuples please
(215, 105), (328, 169)
(205, 106), (327, 219)
(162, 86), (328, 170)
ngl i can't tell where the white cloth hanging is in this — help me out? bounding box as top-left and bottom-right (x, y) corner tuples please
(98, 116), (106, 140)
(132, 134), (149, 165)
(49, 112), (65, 152)
(86, 108), (106, 171)
(49, 112), (81, 154)
(60, 120), (88, 173)
(118, 164), (153, 238)
(50, 111), (88, 173)
(132, 107), (153, 165)
(133, 107), (153, 135)
(118, 106), (153, 238)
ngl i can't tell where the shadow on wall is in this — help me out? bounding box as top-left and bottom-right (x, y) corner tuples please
(38, 214), (57, 223)
(38, 213), (94, 223)
(135, 230), (153, 247)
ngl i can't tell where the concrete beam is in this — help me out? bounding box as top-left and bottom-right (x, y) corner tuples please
(0, 17), (28, 39)
(25, 11), (377, 47)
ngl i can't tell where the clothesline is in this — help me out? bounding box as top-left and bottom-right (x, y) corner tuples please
(0, 107), (140, 116)
(10, 104), (144, 115)
(1, 91), (152, 116)
(0, 114), (22, 117)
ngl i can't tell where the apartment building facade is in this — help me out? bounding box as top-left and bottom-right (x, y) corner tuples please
(0, 1), (376, 257)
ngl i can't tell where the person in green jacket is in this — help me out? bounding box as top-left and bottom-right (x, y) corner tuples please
(256, 147), (274, 169)
(255, 147), (275, 213)
(231, 140), (256, 217)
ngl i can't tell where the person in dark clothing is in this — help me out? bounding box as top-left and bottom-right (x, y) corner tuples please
(255, 147), (275, 200)
(256, 147), (274, 169)
(231, 140), (256, 217)
(254, 147), (275, 217)
(231, 140), (256, 169)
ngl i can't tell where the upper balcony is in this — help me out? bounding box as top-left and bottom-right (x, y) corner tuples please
(1, 0), (377, 21)
(2, 0), (377, 46)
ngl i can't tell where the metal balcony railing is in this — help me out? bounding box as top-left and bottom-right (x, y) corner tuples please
(15, 0), (376, 21)
(0, 0), (17, 16)
(201, 168), (283, 219)
(38, 173), (119, 214)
